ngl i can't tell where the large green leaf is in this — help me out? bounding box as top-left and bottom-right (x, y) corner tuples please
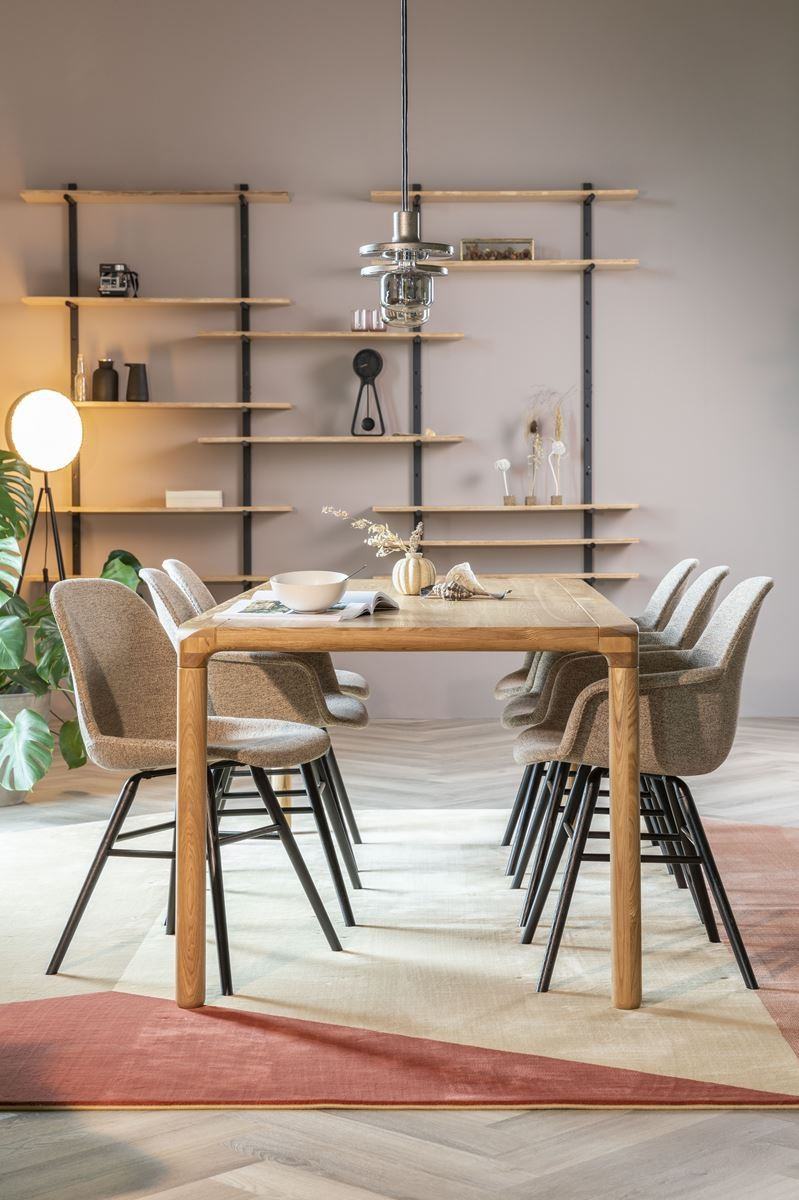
(3, 661), (49, 697)
(0, 707), (54, 791)
(101, 548), (142, 591)
(0, 536), (23, 599)
(32, 599), (70, 689)
(0, 614), (26, 672)
(59, 718), (87, 770)
(0, 590), (30, 621)
(0, 452), (34, 541)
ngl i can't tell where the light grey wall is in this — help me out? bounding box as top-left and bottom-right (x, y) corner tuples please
(1, 0), (797, 716)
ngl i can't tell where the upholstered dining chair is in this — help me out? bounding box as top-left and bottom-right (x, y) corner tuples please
(493, 557), (700, 703)
(510, 576), (773, 992)
(500, 563), (726, 872)
(141, 566), (365, 896)
(47, 579), (353, 996)
(163, 558), (367, 847)
(163, 558), (370, 700)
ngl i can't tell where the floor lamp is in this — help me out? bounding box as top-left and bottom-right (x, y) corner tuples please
(5, 389), (83, 592)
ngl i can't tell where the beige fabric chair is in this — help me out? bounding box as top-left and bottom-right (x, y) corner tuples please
(163, 558), (370, 700)
(493, 557), (699, 701)
(511, 577), (773, 991)
(502, 565), (730, 732)
(47, 579), (355, 993)
(142, 567), (367, 867)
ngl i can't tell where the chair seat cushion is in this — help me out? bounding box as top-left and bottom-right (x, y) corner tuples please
(208, 717), (330, 770)
(493, 667), (530, 701)
(335, 668), (370, 699)
(323, 693), (369, 727)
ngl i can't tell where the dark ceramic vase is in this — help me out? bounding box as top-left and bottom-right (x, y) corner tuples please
(125, 362), (149, 403)
(92, 358), (118, 402)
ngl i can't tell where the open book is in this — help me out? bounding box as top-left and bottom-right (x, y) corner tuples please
(216, 589), (399, 626)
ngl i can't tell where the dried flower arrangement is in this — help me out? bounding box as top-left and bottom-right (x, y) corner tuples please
(548, 403), (568, 504)
(525, 419), (544, 504)
(322, 507), (423, 558)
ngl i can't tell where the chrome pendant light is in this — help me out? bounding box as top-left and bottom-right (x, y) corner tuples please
(360, 0), (453, 327)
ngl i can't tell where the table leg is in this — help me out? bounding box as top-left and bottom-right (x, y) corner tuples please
(176, 664), (208, 1008)
(608, 661), (641, 1010)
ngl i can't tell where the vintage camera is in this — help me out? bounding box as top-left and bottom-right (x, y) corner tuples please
(98, 263), (139, 298)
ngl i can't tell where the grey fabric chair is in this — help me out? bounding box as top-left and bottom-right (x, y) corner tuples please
(493, 557), (699, 702)
(161, 559), (367, 848)
(47, 579), (356, 995)
(141, 566), (365, 886)
(510, 577), (773, 992)
(500, 564), (726, 867)
(162, 558), (370, 700)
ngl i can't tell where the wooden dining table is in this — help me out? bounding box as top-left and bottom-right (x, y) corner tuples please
(175, 574), (641, 1010)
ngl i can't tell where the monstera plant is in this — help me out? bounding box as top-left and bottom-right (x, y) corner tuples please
(0, 450), (141, 795)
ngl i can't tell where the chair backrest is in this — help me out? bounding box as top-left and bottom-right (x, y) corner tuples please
(50, 580), (176, 753)
(162, 559), (215, 615)
(637, 558), (698, 631)
(140, 567), (195, 649)
(659, 565), (729, 649)
(690, 576), (774, 673)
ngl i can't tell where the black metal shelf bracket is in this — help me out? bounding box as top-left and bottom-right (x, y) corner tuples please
(65, 182), (81, 576)
(581, 183), (595, 578)
(411, 185), (424, 528)
(237, 183), (252, 584)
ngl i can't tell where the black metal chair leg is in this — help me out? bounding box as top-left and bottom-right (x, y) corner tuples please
(645, 775), (687, 888)
(325, 745), (362, 845)
(501, 765), (532, 847)
(520, 764), (591, 939)
(205, 769), (233, 996)
(299, 763), (356, 927)
(505, 761), (545, 876)
(165, 824), (177, 935)
(250, 768), (342, 950)
(673, 777), (757, 988)
(538, 768), (603, 992)
(511, 761), (567, 891)
(659, 777), (719, 942)
(46, 774), (142, 974)
(317, 757), (362, 889)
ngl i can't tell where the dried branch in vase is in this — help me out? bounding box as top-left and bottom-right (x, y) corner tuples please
(322, 506), (424, 558)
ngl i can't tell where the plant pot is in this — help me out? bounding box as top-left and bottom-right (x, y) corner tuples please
(392, 551), (436, 596)
(0, 692), (50, 806)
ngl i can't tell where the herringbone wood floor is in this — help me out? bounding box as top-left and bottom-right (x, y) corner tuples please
(2, 718), (798, 1200)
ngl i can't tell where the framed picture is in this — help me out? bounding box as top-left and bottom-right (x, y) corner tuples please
(459, 237), (535, 262)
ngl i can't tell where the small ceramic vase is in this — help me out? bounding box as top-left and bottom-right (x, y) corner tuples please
(392, 551), (436, 596)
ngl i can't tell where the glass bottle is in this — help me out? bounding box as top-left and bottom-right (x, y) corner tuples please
(73, 353), (87, 404)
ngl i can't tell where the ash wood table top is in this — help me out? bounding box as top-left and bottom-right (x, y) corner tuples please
(175, 574), (641, 1012)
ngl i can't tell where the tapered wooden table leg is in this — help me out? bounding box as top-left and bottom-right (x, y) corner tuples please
(176, 664), (208, 1009)
(608, 660), (641, 1010)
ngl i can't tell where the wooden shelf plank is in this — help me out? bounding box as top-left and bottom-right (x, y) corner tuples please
(371, 188), (639, 203)
(63, 506), (292, 514)
(24, 296), (292, 307)
(195, 330), (464, 341)
(21, 189), (290, 205)
(197, 435), (464, 446)
(373, 503), (639, 513)
(444, 259), (638, 272)
(76, 402), (292, 411)
(420, 539), (638, 548)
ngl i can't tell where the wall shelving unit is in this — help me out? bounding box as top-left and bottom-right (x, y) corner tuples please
(21, 183), (297, 583)
(369, 183), (640, 581)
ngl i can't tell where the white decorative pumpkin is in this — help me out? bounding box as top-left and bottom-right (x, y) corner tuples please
(392, 551), (436, 596)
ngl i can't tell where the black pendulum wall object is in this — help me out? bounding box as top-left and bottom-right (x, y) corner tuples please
(237, 183), (253, 587)
(65, 182), (81, 575)
(582, 181), (595, 579)
(351, 349), (386, 436)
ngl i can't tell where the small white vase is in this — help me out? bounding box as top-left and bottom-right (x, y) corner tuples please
(392, 552), (437, 596)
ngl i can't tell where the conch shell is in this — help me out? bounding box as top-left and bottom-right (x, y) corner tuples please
(428, 562), (508, 601)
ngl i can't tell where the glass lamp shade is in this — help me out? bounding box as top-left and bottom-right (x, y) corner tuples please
(360, 208), (453, 327)
(6, 389), (83, 472)
(380, 267), (434, 327)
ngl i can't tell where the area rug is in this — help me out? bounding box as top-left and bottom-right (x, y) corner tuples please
(2, 808), (799, 1108)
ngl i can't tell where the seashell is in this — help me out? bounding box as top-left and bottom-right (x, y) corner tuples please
(444, 561), (492, 595)
(429, 579), (474, 600)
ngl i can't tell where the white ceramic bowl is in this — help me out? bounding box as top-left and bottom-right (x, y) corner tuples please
(269, 570), (348, 613)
